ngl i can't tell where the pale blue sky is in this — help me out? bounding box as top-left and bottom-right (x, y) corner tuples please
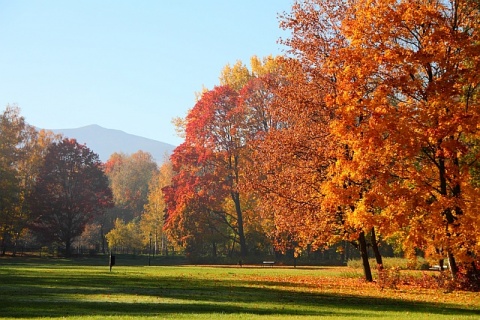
(0, 1), (292, 145)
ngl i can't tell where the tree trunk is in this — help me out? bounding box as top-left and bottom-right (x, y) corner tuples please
(370, 228), (383, 270)
(232, 191), (247, 257)
(212, 241), (217, 257)
(447, 251), (459, 279)
(345, 241), (350, 263)
(438, 153), (462, 280)
(229, 237), (236, 257)
(1, 233), (6, 256)
(100, 226), (106, 254)
(165, 235), (169, 256)
(65, 239), (71, 257)
(359, 231), (373, 282)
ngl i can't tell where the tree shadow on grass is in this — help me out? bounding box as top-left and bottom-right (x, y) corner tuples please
(0, 265), (479, 318)
(2, 299), (351, 318)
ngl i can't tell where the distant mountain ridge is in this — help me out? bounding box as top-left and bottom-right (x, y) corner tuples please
(47, 124), (176, 163)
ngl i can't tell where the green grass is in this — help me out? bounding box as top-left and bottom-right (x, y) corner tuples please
(0, 256), (478, 319)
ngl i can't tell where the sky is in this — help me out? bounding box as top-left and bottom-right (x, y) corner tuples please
(0, 1), (293, 146)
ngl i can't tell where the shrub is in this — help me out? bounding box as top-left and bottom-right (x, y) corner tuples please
(347, 257), (429, 270)
(407, 257), (431, 270)
(456, 264), (480, 292)
(377, 266), (401, 290)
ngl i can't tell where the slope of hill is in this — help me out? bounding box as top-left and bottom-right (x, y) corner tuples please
(47, 124), (176, 163)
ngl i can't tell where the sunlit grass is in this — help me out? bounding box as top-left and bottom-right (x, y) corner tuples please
(0, 257), (478, 319)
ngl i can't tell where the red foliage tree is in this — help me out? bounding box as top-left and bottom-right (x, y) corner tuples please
(29, 138), (113, 256)
(164, 86), (250, 257)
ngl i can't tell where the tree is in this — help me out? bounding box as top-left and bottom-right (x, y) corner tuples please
(334, 0), (478, 278)
(29, 138), (113, 256)
(0, 106), (58, 255)
(236, 59), (294, 254)
(219, 60), (252, 91)
(165, 56), (297, 260)
(0, 105), (25, 254)
(76, 222), (103, 253)
(105, 151), (158, 221)
(140, 160), (173, 255)
(164, 86), (249, 258)
(100, 151), (158, 252)
(281, 0), (479, 279)
(244, 58), (356, 266)
(105, 218), (144, 254)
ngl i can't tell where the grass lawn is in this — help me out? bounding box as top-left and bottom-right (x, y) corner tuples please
(0, 256), (478, 319)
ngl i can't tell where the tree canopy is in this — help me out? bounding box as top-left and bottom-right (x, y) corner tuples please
(278, 0), (479, 279)
(29, 138), (113, 256)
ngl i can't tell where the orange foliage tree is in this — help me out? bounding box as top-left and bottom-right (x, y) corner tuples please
(243, 57), (382, 280)
(244, 59), (334, 250)
(281, 0), (479, 279)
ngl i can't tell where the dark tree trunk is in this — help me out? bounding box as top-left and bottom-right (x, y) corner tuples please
(100, 225), (106, 254)
(344, 240), (349, 263)
(439, 258), (445, 271)
(65, 239), (71, 257)
(232, 191), (247, 257)
(229, 237), (236, 257)
(1, 234), (6, 256)
(438, 154), (461, 279)
(228, 153), (247, 258)
(447, 251), (459, 279)
(212, 241), (217, 257)
(370, 228), (383, 270)
(359, 231), (373, 282)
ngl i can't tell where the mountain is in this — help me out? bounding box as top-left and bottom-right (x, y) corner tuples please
(47, 124), (176, 163)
